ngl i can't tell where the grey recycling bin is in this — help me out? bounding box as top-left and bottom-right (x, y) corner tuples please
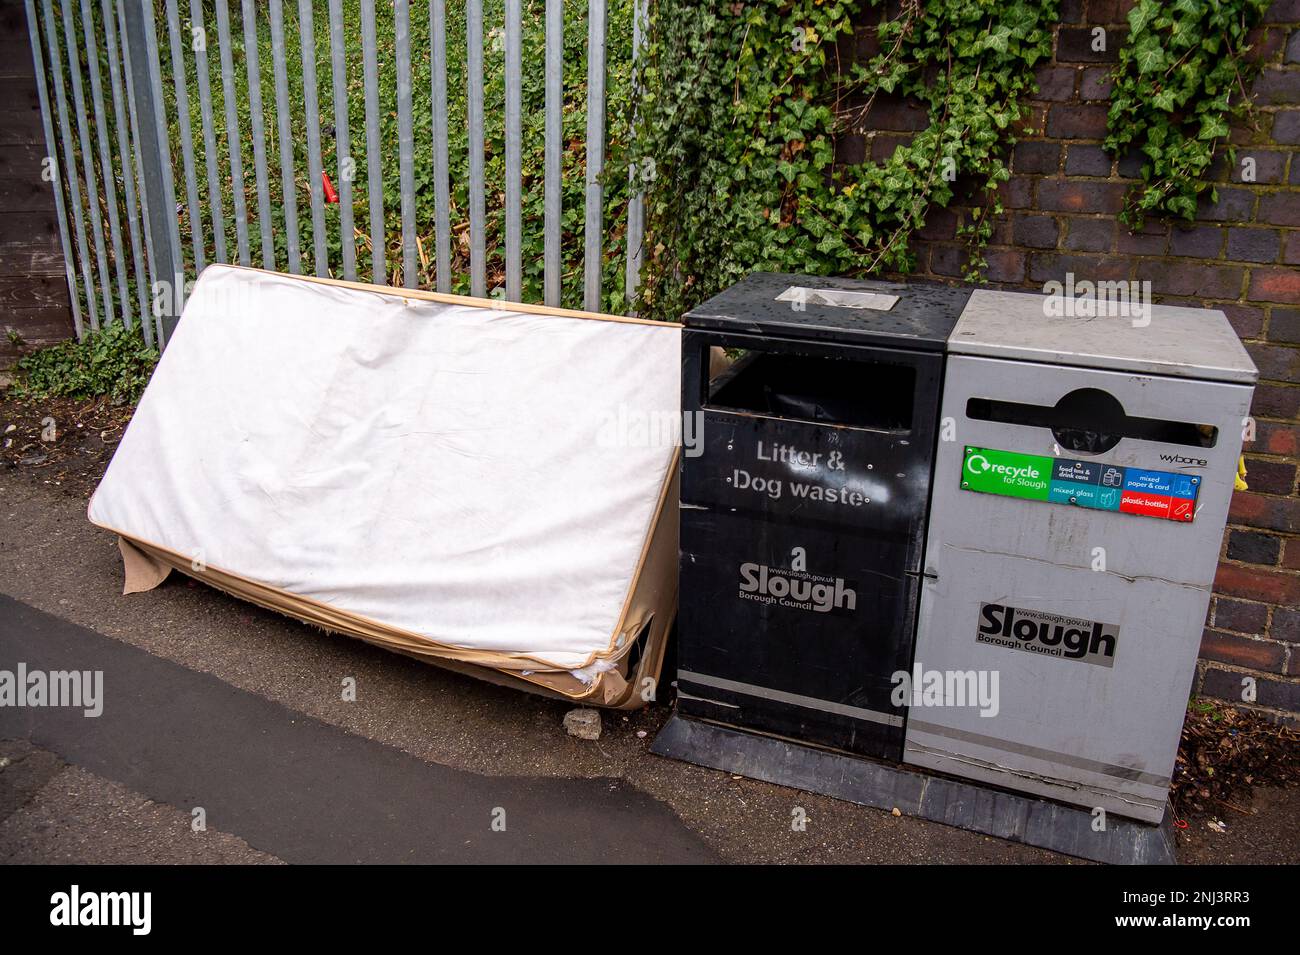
(905, 290), (1257, 824)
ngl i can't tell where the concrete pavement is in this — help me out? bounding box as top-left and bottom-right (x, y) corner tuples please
(0, 472), (1075, 863)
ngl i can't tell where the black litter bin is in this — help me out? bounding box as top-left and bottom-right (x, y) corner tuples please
(676, 273), (972, 760)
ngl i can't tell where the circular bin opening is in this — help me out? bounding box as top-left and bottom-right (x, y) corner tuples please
(1050, 388), (1125, 455)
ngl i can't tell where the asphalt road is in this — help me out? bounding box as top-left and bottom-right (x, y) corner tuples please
(0, 594), (716, 863)
(4, 469), (1278, 865)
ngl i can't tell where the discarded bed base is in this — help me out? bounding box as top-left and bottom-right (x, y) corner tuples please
(651, 714), (1178, 865)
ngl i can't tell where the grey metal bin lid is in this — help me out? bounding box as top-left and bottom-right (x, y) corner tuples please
(684, 272), (973, 351)
(949, 289), (1259, 384)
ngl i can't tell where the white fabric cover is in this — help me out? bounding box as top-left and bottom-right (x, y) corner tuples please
(89, 265), (681, 670)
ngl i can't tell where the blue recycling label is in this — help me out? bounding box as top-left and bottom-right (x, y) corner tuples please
(1122, 470), (1176, 495)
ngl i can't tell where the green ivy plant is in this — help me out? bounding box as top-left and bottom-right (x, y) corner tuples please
(7, 322), (159, 405)
(625, 0), (1057, 322)
(1105, 0), (1271, 227)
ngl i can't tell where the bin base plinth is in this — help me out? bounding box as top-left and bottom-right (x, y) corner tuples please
(651, 714), (1177, 865)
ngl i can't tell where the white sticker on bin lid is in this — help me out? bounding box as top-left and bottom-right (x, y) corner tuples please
(775, 286), (899, 311)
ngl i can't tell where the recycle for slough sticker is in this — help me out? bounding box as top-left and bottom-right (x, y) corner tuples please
(961, 447), (1052, 500)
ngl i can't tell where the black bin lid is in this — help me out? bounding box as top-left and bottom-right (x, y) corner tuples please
(684, 272), (973, 351)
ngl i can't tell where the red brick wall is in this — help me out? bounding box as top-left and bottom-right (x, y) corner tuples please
(843, 0), (1300, 718)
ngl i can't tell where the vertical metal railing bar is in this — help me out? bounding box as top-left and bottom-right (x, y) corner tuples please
(59, 0), (112, 328)
(101, 0), (146, 332)
(241, 0), (274, 270)
(395, 0), (416, 289)
(268, 0), (300, 274)
(190, 0), (226, 264)
(583, 0), (606, 313)
(162, 0), (202, 276)
(360, 0), (384, 283)
(116, 0), (155, 348)
(503, 0), (521, 302)
(24, 0), (82, 337)
(542, 0), (561, 308)
(429, 0), (451, 293)
(163, 0), (204, 274)
(215, 0), (249, 265)
(39, 0), (95, 333)
(465, 0), (485, 298)
(327, 0), (356, 281)
(79, 0), (130, 324)
(140, 0), (185, 338)
(137, 0), (184, 342)
(297, 0), (327, 277)
(624, 0), (645, 313)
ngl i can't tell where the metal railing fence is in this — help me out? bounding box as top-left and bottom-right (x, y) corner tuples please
(25, 0), (648, 347)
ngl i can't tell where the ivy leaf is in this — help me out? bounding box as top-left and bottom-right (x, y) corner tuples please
(1129, 0), (1160, 34)
(1134, 35), (1166, 73)
(1198, 116), (1230, 140)
(984, 26), (1012, 54)
(1152, 88), (1176, 111)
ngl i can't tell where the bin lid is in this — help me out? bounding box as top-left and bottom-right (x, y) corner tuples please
(684, 272), (972, 351)
(949, 289), (1258, 384)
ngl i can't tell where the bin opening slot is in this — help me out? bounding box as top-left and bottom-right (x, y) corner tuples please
(966, 388), (1217, 454)
(706, 346), (915, 431)
(774, 286), (899, 311)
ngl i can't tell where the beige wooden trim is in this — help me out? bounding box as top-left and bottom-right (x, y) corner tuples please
(606, 447), (680, 653)
(209, 263), (678, 328)
(606, 467), (680, 710)
(97, 516), (666, 673)
(112, 530), (666, 706)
